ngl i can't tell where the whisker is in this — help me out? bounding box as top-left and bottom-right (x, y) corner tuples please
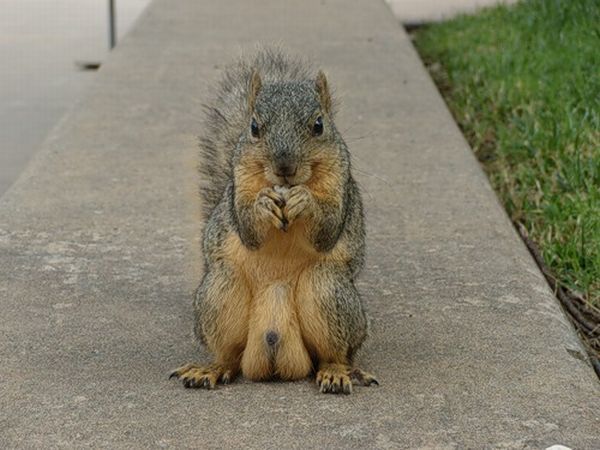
(353, 167), (395, 190)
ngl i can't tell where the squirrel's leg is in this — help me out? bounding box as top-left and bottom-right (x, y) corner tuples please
(241, 282), (312, 381)
(297, 263), (378, 394)
(170, 264), (250, 389)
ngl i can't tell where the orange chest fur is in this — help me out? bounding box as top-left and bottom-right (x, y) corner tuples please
(223, 221), (317, 291)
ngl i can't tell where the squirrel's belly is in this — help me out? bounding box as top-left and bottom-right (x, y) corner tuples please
(224, 228), (318, 285)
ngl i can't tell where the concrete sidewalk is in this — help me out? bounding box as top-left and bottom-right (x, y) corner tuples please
(0, 0), (597, 448)
(0, 0), (150, 196)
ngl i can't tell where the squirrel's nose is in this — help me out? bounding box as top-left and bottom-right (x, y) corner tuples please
(274, 162), (297, 178)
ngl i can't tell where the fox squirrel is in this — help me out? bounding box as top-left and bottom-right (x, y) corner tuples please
(170, 49), (378, 394)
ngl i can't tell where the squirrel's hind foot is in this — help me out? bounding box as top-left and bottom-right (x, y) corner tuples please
(317, 363), (353, 394)
(316, 363), (379, 395)
(169, 362), (236, 389)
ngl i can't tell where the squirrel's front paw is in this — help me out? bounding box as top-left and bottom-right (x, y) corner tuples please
(255, 187), (287, 231)
(283, 185), (315, 226)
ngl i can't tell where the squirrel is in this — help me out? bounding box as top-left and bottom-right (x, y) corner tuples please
(170, 48), (378, 394)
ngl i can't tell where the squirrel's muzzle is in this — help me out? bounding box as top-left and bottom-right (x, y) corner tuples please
(273, 161), (297, 178)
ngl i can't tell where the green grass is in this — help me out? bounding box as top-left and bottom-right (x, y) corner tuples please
(414, 0), (600, 306)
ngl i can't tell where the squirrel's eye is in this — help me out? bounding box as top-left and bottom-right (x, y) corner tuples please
(250, 118), (260, 138)
(312, 116), (324, 136)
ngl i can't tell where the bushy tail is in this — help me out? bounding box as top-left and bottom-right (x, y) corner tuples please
(198, 48), (313, 219)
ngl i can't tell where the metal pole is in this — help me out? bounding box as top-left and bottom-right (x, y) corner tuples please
(108, 0), (116, 49)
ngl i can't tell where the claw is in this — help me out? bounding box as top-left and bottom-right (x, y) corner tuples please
(342, 382), (352, 395)
(320, 378), (331, 393)
(350, 368), (379, 387)
(331, 380), (341, 394)
(221, 372), (231, 385)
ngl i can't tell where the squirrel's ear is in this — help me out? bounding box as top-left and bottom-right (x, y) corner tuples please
(315, 70), (332, 114)
(247, 69), (262, 112)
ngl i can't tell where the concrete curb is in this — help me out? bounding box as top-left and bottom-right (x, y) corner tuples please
(384, 0), (519, 24)
(0, 0), (597, 448)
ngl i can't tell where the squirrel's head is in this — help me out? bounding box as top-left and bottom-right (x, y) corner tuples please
(237, 70), (343, 187)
